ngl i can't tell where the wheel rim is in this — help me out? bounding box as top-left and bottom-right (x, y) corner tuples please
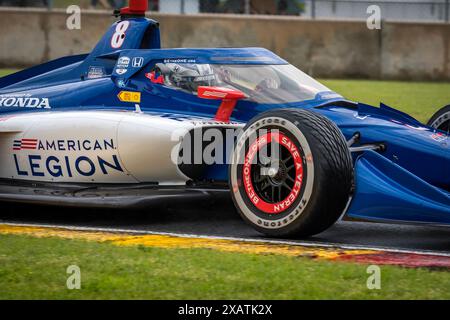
(430, 112), (450, 132)
(230, 116), (315, 230)
(436, 120), (450, 132)
(242, 131), (304, 215)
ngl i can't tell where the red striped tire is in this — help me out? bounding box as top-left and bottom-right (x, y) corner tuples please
(229, 109), (353, 238)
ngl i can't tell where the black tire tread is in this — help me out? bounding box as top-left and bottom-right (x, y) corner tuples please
(427, 105), (450, 130)
(233, 108), (354, 238)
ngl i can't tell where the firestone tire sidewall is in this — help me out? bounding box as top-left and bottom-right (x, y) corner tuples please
(230, 115), (315, 234)
(428, 105), (450, 131)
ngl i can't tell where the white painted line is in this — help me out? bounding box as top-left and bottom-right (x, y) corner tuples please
(1, 221), (450, 257)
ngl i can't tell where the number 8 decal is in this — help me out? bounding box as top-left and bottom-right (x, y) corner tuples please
(111, 21), (130, 49)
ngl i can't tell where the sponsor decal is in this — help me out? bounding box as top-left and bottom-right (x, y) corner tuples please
(13, 138), (116, 152)
(13, 139), (38, 151)
(431, 132), (448, 142)
(117, 56), (130, 68)
(118, 91), (141, 103)
(163, 58), (196, 64)
(111, 21), (130, 49)
(14, 154), (123, 178)
(116, 79), (127, 88)
(0, 94), (51, 109)
(115, 56), (131, 75)
(116, 68), (127, 75)
(13, 138), (123, 178)
(87, 66), (106, 79)
(201, 90), (227, 99)
(132, 57), (144, 68)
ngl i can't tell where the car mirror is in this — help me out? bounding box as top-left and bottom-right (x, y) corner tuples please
(197, 86), (246, 123)
(197, 86), (245, 101)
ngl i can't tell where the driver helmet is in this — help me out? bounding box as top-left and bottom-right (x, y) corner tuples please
(151, 63), (216, 92)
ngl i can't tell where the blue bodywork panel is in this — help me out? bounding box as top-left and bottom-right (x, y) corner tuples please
(0, 17), (448, 225)
(348, 151), (450, 224)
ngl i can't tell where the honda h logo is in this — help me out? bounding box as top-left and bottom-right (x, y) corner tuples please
(132, 57), (144, 68)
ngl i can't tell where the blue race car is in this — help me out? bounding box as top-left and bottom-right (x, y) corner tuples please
(0, 0), (448, 237)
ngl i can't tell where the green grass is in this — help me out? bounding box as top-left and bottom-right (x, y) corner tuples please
(321, 79), (450, 123)
(0, 69), (18, 77)
(0, 234), (449, 300)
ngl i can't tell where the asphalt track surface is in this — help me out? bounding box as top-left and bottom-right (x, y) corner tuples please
(1, 198), (450, 255)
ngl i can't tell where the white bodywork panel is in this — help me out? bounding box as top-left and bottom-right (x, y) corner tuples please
(0, 111), (243, 185)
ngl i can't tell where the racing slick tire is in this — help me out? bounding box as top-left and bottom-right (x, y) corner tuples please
(428, 105), (450, 132)
(229, 109), (353, 238)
